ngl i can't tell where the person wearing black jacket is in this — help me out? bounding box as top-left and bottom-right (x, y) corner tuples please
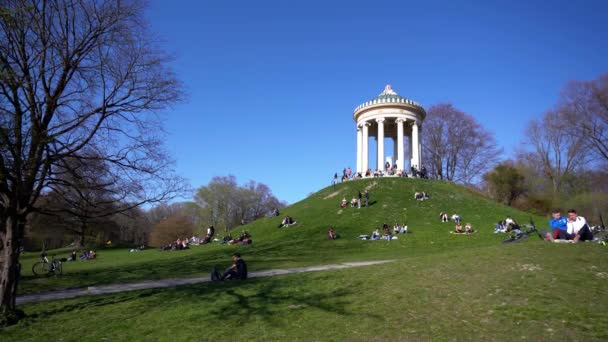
(221, 253), (248, 280)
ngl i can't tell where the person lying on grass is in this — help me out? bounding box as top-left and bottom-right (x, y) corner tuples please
(465, 223), (473, 233)
(327, 227), (337, 240)
(230, 231), (252, 245)
(220, 253), (248, 281)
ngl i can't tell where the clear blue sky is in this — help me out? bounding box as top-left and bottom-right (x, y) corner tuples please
(145, 0), (608, 204)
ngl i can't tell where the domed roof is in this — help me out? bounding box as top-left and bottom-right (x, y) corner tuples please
(353, 85), (425, 115)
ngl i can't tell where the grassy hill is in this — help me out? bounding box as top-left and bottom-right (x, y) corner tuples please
(5, 178), (608, 340)
(18, 178), (541, 294)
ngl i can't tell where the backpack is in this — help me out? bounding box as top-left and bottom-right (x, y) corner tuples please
(210, 267), (221, 282)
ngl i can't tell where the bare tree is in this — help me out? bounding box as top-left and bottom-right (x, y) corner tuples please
(0, 0), (185, 323)
(559, 73), (608, 167)
(194, 176), (285, 232)
(522, 110), (588, 195)
(422, 103), (502, 184)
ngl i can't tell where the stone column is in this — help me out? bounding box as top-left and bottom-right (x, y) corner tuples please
(362, 122), (369, 173)
(356, 125), (362, 174)
(411, 121), (419, 169)
(396, 118), (405, 171)
(376, 118), (385, 171)
(418, 124), (423, 168)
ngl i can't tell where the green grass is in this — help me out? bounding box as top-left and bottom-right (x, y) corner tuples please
(18, 178), (539, 294)
(5, 240), (607, 341)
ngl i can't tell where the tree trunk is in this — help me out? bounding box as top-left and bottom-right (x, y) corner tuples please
(0, 215), (25, 325)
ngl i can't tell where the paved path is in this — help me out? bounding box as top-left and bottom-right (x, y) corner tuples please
(17, 260), (394, 305)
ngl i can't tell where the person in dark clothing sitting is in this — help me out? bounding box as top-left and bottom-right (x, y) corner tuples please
(221, 253), (248, 281)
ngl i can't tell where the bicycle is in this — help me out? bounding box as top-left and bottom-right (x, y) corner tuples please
(502, 219), (539, 244)
(32, 252), (63, 276)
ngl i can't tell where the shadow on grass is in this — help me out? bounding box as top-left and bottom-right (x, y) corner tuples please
(26, 275), (379, 327)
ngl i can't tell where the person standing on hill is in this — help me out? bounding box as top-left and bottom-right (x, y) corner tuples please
(364, 190), (369, 207)
(357, 191), (362, 208)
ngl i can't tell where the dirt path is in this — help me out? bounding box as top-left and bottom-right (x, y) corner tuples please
(17, 260), (395, 305)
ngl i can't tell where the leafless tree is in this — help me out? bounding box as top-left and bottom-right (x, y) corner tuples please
(422, 103), (502, 184)
(558, 73), (608, 168)
(522, 110), (588, 195)
(0, 0), (185, 322)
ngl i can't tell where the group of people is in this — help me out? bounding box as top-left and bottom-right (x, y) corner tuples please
(360, 223), (405, 240)
(410, 165), (428, 179)
(223, 231), (252, 245)
(278, 216), (297, 228)
(414, 191), (430, 201)
(340, 190), (370, 209)
(160, 238), (190, 251)
(438, 212), (474, 234)
(454, 222), (474, 234)
(544, 209), (595, 243)
(332, 163), (431, 184)
(494, 216), (520, 233)
(439, 212), (461, 224)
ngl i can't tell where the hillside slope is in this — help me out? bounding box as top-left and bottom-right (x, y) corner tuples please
(18, 177), (544, 294)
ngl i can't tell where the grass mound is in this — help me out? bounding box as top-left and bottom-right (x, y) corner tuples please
(18, 178), (540, 294)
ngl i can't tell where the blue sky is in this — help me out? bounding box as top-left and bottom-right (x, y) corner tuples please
(145, 0), (608, 204)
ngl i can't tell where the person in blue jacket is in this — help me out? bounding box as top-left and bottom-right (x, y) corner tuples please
(549, 208), (568, 240)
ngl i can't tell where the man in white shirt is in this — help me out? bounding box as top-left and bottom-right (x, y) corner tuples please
(566, 209), (594, 242)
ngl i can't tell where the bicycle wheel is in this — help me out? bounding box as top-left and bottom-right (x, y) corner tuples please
(32, 262), (49, 276)
(53, 262), (63, 275)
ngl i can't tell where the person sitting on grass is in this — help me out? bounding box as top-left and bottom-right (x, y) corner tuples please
(393, 223), (400, 234)
(566, 209), (594, 242)
(221, 234), (233, 244)
(327, 227), (337, 240)
(414, 192), (423, 200)
(231, 231), (252, 245)
(278, 216), (296, 228)
(451, 214), (461, 225)
(494, 221), (507, 233)
(220, 253), (248, 281)
(465, 223), (473, 234)
(383, 225), (392, 240)
(440, 212), (449, 223)
(400, 224), (408, 234)
(548, 208), (568, 241)
(454, 223), (463, 233)
(350, 197), (358, 207)
(340, 197), (348, 208)
(371, 228), (381, 240)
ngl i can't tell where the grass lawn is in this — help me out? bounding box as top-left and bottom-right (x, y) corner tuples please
(4, 240), (607, 341)
(18, 178), (543, 294)
(7, 178), (607, 340)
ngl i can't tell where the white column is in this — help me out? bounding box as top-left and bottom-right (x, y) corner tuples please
(418, 124), (422, 168)
(392, 137), (397, 168)
(376, 118), (385, 170)
(396, 118), (405, 171)
(356, 125), (362, 174)
(412, 121), (419, 169)
(362, 122), (369, 173)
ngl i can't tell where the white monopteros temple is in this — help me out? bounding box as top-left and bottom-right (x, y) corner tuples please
(353, 85), (425, 174)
